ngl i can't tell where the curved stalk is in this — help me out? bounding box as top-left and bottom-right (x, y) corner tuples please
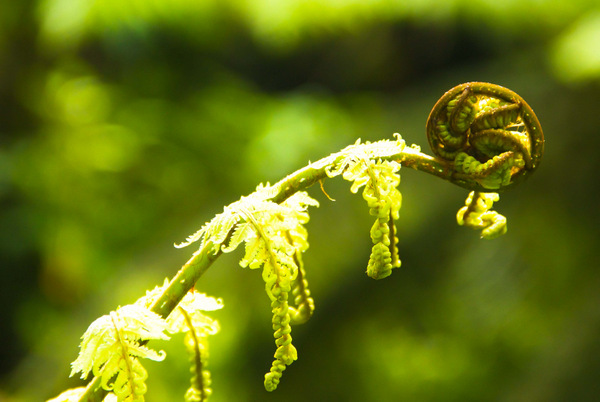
(77, 82), (544, 401)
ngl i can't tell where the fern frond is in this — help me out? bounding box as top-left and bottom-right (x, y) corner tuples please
(339, 155), (403, 279)
(457, 191), (507, 239)
(215, 191), (318, 391)
(70, 305), (169, 402)
(71, 305), (168, 379)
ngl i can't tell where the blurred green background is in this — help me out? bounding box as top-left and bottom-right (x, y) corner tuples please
(2, 0), (600, 401)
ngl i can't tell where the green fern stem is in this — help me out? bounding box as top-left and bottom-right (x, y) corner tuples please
(150, 242), (222, 319)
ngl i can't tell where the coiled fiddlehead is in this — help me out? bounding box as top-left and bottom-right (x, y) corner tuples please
(426, 82), (544, 192)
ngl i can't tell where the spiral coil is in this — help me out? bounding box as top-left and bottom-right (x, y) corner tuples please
(426, 82), (544, 191)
